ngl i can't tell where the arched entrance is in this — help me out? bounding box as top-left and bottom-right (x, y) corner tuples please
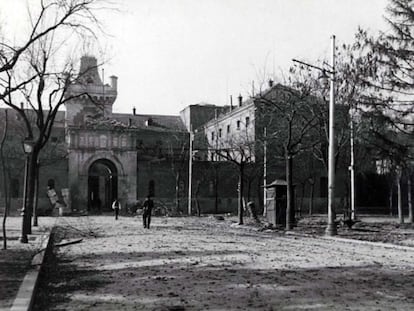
(88, 159), (118, 213)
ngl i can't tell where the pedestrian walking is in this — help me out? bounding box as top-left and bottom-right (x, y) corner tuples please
(112, 198), (121, 220)
(142, 195), (154, 229)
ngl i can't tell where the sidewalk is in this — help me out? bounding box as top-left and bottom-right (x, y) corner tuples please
(294, 215), (414, 247)
(0, 217), (55, 310)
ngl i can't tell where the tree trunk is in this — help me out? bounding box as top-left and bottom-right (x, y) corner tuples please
(175, 173), (180, 214)
(408, 174), (413, 224)
(397, 172), (404, 224)
(299, 182), (305, 217)
(195, 180), (201, 217)
(238, 163), (244, 225)
(309, 179), (314, 215)
(25, 152), (37, 234)
(285, 152), (294, 230)
(389, 186), (394, 216)
(33, 161), (40, 226)
(214, 168), (218, 214)
(1, 110), (9, 249)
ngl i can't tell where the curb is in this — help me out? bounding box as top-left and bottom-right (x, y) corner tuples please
(323, 235), (414, 252)
(285, 230), (414, 252)
(10, 229), (54, 311)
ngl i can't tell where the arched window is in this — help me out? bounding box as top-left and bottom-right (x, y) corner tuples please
(47, 179), (55, 190)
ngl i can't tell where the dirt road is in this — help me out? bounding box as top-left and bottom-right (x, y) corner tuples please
(34, 216), (414, 310)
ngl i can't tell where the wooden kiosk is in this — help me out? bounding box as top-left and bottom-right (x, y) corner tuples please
(265, 179), (295, 226)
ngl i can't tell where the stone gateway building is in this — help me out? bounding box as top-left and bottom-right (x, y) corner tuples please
(64, 56), (190, 214)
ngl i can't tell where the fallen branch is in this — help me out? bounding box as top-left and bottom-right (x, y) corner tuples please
(55, 238), (83, 247)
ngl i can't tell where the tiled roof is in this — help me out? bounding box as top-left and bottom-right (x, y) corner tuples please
(112, 113), (187, 132)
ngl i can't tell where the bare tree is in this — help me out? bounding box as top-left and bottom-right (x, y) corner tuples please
(165, 133), (190, 214)
(0, 0), (110, 235)
(208, 116), (256, 225)
(1, 110), (10, 249)
(256, 81), (320, 230)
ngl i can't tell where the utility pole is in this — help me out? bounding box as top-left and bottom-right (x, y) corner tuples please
(349, 105), (356, 221)
(325, 35), (337, 236)
(263, 127), (267, 217)
(293, 35), (337, 236)
(188, 125), (193, 215)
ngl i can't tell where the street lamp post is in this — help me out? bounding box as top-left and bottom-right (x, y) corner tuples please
(293, 35), (337, 236)
(20, 138), (34, 243)
(188, 126), (193, 216)
(325, 35), (337, 236)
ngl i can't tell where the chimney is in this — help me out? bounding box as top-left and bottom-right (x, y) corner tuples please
(110, 75), (118, 90)
(230, 95), (233, 111)
(238, 94), (243, 107)
(132, 106), (136, 116)
(268, 79), (274, 88)
(128, 118), (132, 127)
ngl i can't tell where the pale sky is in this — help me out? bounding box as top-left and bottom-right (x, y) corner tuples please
(2, 0), (390, 116)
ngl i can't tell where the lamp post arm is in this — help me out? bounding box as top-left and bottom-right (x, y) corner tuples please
(292, 58), (334, 75)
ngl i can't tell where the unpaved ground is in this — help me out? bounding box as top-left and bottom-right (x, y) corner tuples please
(34, 216), (414, 311)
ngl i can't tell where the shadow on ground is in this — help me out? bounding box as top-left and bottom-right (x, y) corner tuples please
(34, 238), (414, 310)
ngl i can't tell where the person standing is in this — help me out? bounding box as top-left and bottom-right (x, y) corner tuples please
(112, 199), (121, 220)
(142, 195), (154, 229)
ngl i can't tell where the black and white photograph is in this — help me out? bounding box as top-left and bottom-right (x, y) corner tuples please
(0, 0), (413, 310)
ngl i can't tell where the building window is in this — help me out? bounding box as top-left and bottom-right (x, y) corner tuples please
(88, 135), (94, 147)
(11, 179), (19, 198)
(245, 117), (250, 127)
(136, 139), (143, 149)
(209, 180), (214, 195)
(148, 180), (155, 197)
(227, 124), (230, 133)
(218, 128), (222, 138)
(47, 179), (55, 189)
(121, 136), (127, 147)
(112, 137), (118, 148)
(100, 135), (107, 148)
(211, 132), (215, 141)
(79, 136), (85, 147)
(236, 120), (241, 130)
(320, 177), (328, 198)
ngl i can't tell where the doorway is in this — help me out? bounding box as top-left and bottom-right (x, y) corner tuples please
(88, 159), (118, 213)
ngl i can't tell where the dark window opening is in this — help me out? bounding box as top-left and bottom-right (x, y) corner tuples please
(320, 177), (328, 198)
(11, 179), (19, 198)
(47, 179), (55, 190)
(148, 180), (155, 197)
